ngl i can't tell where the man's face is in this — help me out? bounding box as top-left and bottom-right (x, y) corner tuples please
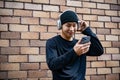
(62, 22), (78, 38)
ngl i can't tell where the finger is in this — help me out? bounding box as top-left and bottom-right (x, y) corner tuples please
(77, 39), (82, 44)
(82, 46), (90, 54)
(82, 42), (91, 47)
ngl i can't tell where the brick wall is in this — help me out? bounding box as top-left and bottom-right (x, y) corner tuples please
(0, 0), (120, 80)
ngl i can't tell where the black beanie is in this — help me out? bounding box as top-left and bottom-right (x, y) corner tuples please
(60, 10), (79, 25)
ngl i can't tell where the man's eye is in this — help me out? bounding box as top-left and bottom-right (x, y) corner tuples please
(66, 24), (71, 27)
(73, 24), (76, 27)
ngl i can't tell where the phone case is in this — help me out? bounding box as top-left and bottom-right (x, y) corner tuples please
(80, 36), (91, 44)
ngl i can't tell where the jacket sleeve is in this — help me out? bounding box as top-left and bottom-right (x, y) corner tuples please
(46, 39), (78, 71)
(82, 27), (104, 56)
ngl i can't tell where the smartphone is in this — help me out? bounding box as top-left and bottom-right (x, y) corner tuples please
(80, 36), (91, 44)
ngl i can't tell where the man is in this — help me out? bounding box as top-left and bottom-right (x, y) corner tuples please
(46, 10), (103, 80)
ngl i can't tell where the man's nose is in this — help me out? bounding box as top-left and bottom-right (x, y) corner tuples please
(70, 26), (74, 30)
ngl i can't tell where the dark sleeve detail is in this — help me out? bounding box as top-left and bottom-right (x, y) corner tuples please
(82, 27), (104, 56)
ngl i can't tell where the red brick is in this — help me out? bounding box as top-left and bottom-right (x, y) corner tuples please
(87, 56), (97, 61)
(105, 10), (118, 16)
(48, 26), (60, 33)
(0, 55), (7, 62)
(50, 12), (59, 19)
(33, 11), (49, 18)
(30, 25), (47, 32)
(97, 68), (111, 74)
(105, 0), (118, 4)
(1, 63), (19, 70)
(97, 3), (110, 9)
(28, 71), (47, 78)
(1, 32), (20, 39)
(43, 5), (59, 12)
(119, 23), (120, 28)
(83, 15), (97, 21)
(119, 11), (120, 16)
(97, 35), (105, 41)
(91, 0), (104, 2)
(8, 71), (27, 78)
(101, 41), (111, 47)
(112, 67), (120, 73)
(0, 9), (13, 16)
(21, 32), (39, 39)
(1, 47), (19, 54)
(91, 75), (105, 80)
(106, 74), (119, 80)
(21, 17), (39, 24)
(98, 54), (111, 60)
(9, 24), (28, 31)
(60, 6), (75, 12)
(111, 29), (120, 35)
(47, 70), (52, 77)
(106, 48), (119, 54)
(40, 18), (56, 25)
(112, 42), (120, 47)
(91, 9), (104, 15)
(27, 78), (38, 80)
(86, 68), (96, 75)
(40, 47), (46, 55)
(30, 40), (46, 47)
(41, 62), (48, 69)
(97, 28), (110, 35)
(91, 61), (105, 67)
(98, 16), (110, 21)
(76, 8), (90, 14)
(86, 62), (91, 68)
(0, 1), (4, 7)
(25, 3), (42, 10)
(14, 9), (32, 17)
(105, 22), (117, 28)
(1, 17), (20, 24)
(33, 0), (49, 4)
(106, 61), (119, 67)
(112, 54), (120, 60)
(5, 2), (23, 9)
(21, 63), (39, 70)
(106, 35), (118, 41)
(111, 4), (120, 10)
(112, 17), (120, 22)
(11, 40), (29, 46)
(85, 76), (90, 80)
(0, 24), (8, 31)
(0, 40), (9, 47)
(40, 78), (52, 80)
(0, 72), (7, 79)
(40, 32), (57, 39)
(50, 0), (65, 5)
(14, 0), (32, 2)
(67, 1), (82, 7)
(9, 55), (27, 62)
(83, 2), (96, 8)
(29, 55), (46, 62)
(21, 47), (39, 54)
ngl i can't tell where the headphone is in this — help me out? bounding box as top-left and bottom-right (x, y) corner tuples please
(57, 10), (80, 30)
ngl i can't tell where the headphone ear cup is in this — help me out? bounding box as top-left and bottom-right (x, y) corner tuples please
(57, 19), (62, 30)
(77, 20), (81, 30)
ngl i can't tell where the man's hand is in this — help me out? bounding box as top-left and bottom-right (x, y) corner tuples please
(73, 39), (91, 56)
(77, 20), (88, 32)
